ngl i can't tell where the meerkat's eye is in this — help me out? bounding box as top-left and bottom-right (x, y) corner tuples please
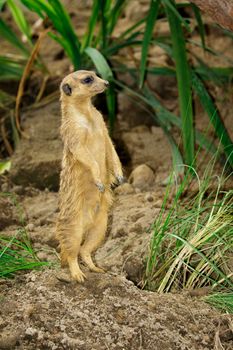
(81, 76), (94, 84)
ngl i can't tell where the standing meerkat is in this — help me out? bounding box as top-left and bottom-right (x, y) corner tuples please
(56, 70), (123, 282)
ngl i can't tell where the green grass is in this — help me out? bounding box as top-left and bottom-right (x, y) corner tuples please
(144, 163), (233, 293)
(203, 293), (233, 314)
(1, 0), (233, 170)
(0, 193), (49, 278)
(0, 228), (49, 278)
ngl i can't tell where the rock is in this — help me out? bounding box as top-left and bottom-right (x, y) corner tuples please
(12, 185), (24, 195)
(0, 330), (21, 349)
(145, 193), (154, 202)
(121, 126), (172, 180)
(10, 101), (62, 190)
(123, 257), (144, 285)
(26, 223), (35, 232)
(114, 183), (135, 195)
(0, 182), (9, 192)
(129, 164), (155, 190)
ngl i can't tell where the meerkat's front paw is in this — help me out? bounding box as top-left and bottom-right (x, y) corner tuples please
(95, 181), (105, 193)
(116, 175), (125, 185)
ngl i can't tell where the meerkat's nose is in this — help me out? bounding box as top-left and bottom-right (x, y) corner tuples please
(104, 80), (109, 87)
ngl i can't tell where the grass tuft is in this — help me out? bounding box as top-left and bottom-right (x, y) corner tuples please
(0, 228), (49, 278)
(204, 293), (233, 314)
(0, 193), (49, 278)
(144, 164), (233, 293)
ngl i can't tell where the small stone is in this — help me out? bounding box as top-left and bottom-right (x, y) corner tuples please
(12, 185), (24, 195)
(0, 331), (21, 349)
(37, 251), (49, 261)
(114, 183), (134, 195)
(25, 327), (38, 338)
(26, 223), (35, 232)
(145, 193), (154, 202)
(129, 164), (155, 190)
(1, 183), (9, 192)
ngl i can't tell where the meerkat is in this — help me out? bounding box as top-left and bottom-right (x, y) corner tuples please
(56, 70), (123, 282)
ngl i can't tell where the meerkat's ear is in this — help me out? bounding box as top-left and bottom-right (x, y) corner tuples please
(62, 83), (72, 96)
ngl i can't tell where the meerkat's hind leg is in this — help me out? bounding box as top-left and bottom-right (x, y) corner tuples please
(59, 221), (86, 282)
(80, 209), (108, 273)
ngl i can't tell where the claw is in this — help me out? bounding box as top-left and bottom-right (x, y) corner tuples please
(95, 182), (105, 193)
(116, 175), (125, 185)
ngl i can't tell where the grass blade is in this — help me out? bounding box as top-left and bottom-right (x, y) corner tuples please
(204, 293), (233, 314)
(0, 17), (29, 54)
(85, 47), (116, 132)
(21, 0), (81, 68)
(81, 0), (100, 51)
(108, 0), (125, 35)
(0, 56), (24, 80)
(191, 3), (206, 50)
(192, 72), (233, 168)
(7, 0), (32, 44)
(139, 0), (160, 88)
(165, 0), (195, 167)
(162, 0), (190, 31)
(0, 160), (11, 174)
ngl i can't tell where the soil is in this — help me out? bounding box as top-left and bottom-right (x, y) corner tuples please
(0, 1), (233, 349)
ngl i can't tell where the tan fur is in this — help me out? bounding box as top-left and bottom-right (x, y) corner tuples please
(56, 70), (123, 282)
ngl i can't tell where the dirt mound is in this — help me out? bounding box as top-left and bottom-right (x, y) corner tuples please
(1, 270), (232, 350)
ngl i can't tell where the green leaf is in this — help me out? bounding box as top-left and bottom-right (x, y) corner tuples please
(0, 0), (6, 10)
(7, 0), (32, 43)
(0, 160), (11, 174)
(85, 47), (115, 132)
(0, 18), (28, 54)
(0, 56), (24, 81)
(81, 0), (100, 51)
(85, 47), (113, 80)
(165, 0), (195, 167)
(21, 0), (81, 68)
(139, 0), (160, 88)
(192, 72), (233, 168)
(108, 0), (125, 35)
(191, 3), (206, 50)
(162, 0), (191, 31)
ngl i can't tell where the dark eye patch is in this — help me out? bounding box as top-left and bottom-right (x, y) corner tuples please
(81, 76), (94, 84)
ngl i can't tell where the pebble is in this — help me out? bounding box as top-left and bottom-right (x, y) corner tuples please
(12, 185), (24, 195)
(1, 183), (9, 192)
(0, 330), (21, 349)
(114, 183), (135, 195)
(129, 164), (155, 190)
(26, 223), (35, 232)
(144, 193), (154, 202)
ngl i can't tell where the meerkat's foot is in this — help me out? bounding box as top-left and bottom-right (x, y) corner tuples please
(90, 265), (106, 273)
(80, 251), (105, 273)
(68, 257), (86, 283)
(71, 268), (86, 283)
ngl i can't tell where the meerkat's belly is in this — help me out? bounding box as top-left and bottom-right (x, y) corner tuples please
(86, 129), (107, 180)
(59, 155), (111, 229)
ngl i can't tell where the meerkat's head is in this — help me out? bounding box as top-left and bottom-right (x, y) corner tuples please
(60, 70), (109, 100)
